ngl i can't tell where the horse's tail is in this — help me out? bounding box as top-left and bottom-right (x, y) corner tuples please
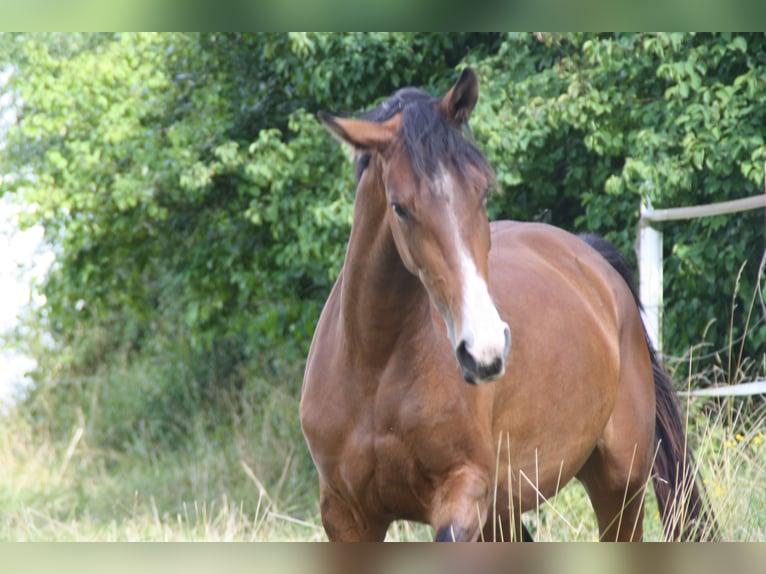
(650, 347), (718, 540)
(579, 234), (717, 541)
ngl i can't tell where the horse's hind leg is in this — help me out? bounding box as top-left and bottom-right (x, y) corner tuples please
(577, 373), (655, 540)
(575, 300), (658, 542)
(577, 445), (651, 541)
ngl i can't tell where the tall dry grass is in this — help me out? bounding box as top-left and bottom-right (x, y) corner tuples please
(1, 377), (763, 541)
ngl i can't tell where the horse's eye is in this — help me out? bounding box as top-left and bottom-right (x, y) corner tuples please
(481, 190), (489, 207)
(391, 203), (409, 219)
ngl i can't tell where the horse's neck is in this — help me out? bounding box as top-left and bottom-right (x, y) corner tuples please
(340, 179), (430, 368)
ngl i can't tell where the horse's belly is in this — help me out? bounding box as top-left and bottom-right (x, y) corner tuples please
(486, 251), (622, 505)
(490, 342), (619, 508)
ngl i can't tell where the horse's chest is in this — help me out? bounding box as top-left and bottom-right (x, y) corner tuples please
(305, 352), (488, 522)
(368, 379), (487, 517)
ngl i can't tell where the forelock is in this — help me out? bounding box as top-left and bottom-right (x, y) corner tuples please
(353, 87), (494, 186)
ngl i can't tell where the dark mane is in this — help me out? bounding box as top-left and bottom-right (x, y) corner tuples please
(355, 87), (495, 185)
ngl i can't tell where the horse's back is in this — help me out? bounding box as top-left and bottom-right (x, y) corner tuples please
(488, 221), (630, 332)
(488, 219), (651, 386)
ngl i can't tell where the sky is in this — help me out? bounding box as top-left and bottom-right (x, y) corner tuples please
(0, 196), (52, 404)
(0, 67), (53, 405)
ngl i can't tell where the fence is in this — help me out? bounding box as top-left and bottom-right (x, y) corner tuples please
(637, 164), (766, 397)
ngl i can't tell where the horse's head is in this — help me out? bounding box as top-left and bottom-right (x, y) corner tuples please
(320, 68), (510, 384)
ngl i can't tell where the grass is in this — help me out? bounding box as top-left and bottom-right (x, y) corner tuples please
(0, 403), (324, 542)
(373, 379), (766, 543)
(0, 351), (763, 542)
(0, 344), (325, 542)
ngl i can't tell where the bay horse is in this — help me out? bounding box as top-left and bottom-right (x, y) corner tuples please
(300, 68), (715, 541)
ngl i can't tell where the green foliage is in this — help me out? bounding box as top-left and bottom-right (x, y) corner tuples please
(0, 33), (764, 457)
(474, 33), (766, 361)
(0, 33), (502, 462)
(1, 33), (499, 367)
(1, 35), (765, 542)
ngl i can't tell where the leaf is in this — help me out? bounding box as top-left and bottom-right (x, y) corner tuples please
(730, 36), (747, 53)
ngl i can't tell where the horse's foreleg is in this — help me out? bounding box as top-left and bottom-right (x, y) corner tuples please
(431, 465), (491, 542)
(319, 485), (388, 542)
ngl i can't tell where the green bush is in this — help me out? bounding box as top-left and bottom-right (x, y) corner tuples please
(1, 33), (764, 451)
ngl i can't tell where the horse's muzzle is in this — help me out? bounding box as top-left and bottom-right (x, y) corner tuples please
(456, 325), (510, 384)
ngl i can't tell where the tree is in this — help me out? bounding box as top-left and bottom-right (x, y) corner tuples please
(1, 33), (763, 419)
(474, 33), (766, 368)
(0, 33), (501, 432)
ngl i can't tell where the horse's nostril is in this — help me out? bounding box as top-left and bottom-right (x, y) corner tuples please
(481, 357), (503, 379)
(456, 340), (468, 363)
(456, 340), (476, 371)
(456, 339), (505, 384)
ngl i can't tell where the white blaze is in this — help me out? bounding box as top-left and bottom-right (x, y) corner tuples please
(458, 249), (510, 368)
(434, 165), (510, 373)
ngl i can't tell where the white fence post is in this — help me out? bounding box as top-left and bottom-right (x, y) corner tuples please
(636, 173), (766, 357)
(639, 200), (663, 354)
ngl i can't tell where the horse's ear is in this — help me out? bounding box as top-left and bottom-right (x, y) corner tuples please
(318, 112), (400, 152)
(440, 67), (479, 127)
